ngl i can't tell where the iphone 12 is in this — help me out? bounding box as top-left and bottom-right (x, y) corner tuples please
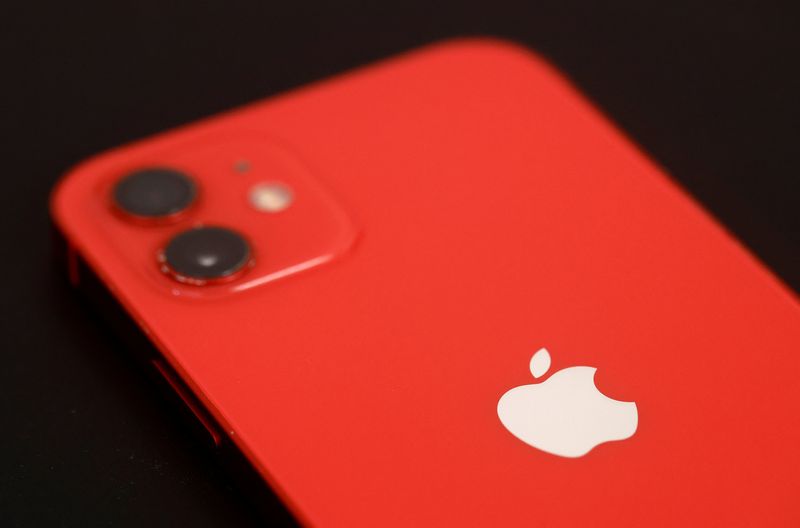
(51, 39), (800, 526)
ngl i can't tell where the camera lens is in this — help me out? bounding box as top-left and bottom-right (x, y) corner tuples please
(113, 168), (197, 219)
(161, 226), (252, 284)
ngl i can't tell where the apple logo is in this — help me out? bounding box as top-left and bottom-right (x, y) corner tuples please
(497, 347), (638, 458)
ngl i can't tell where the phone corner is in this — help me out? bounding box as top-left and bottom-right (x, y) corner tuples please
(423, 35), (559, 73)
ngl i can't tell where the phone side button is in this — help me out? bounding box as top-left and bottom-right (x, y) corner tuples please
(151, 359), (222, 448)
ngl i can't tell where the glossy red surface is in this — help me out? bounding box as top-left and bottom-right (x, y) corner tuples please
(52, 39), (800, 526)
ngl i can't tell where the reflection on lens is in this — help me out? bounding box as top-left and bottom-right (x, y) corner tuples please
(113, 168), (196, 220)
(160, 226), (252, 284)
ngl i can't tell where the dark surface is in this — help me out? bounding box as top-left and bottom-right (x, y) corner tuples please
(1, 1), (798, 526)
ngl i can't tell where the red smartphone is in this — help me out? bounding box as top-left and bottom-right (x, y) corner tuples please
(51, 39), (800, 526)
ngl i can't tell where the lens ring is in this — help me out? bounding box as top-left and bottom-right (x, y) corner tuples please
(113, 168), (197, 220)
(161, 226), (252, 284)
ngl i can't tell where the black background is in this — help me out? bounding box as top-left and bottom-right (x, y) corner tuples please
(1, 1), (798, 526)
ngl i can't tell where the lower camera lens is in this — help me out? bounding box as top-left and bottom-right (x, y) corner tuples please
(113, 168), (196, 220)
(161, 226), (252, 284)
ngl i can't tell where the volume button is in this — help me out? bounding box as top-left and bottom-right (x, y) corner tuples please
(151, 359), (222, 448)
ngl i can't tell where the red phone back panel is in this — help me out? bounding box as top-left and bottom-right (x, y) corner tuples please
(52, 40), (800, 526)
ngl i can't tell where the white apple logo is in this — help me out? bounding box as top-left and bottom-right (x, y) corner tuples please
(497, 348), (638, 458)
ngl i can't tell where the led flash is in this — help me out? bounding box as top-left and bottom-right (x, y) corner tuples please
(249, 182), (293, 213)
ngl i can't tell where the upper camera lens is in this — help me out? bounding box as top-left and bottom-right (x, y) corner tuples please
(113, 168), (197, 220)
(161, 226), (252, 284)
